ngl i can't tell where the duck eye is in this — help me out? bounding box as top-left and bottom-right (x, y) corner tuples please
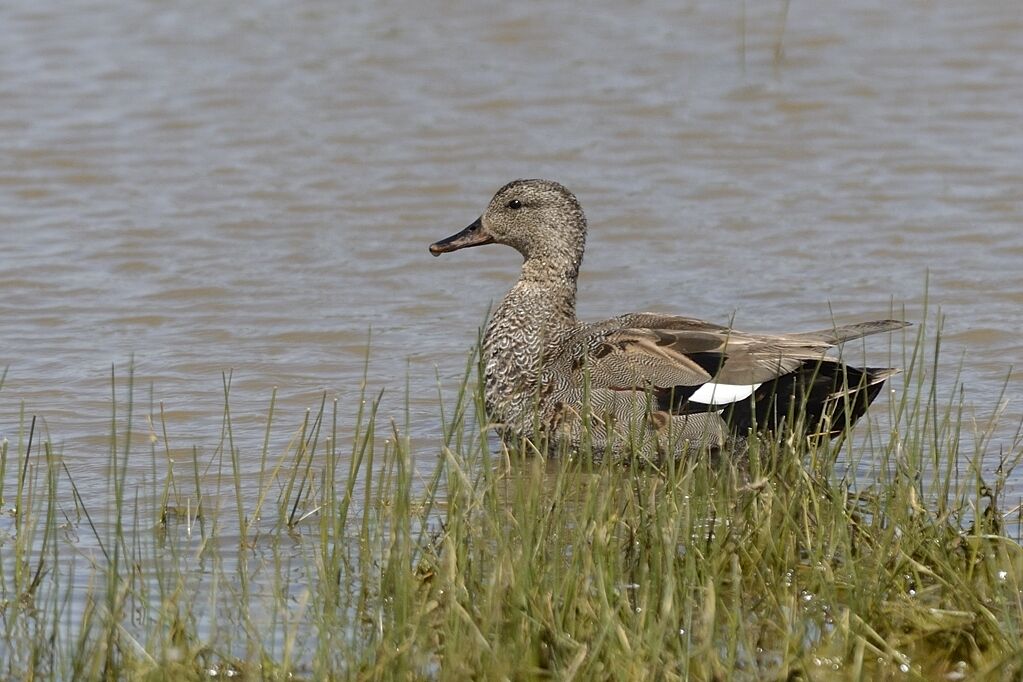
(507, 199), (522, 210)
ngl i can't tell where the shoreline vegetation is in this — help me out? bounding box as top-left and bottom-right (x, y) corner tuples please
(1, 315), (1022, 680)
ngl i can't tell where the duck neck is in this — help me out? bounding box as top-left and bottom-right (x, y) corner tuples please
(489, 258), (580, 354)
(517, 251), (581, 323)
(481, 248), (583, 422)
(514, 218), (586, 326)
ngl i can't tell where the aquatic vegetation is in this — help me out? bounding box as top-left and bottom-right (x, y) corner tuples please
(0, 319), (1021, 680)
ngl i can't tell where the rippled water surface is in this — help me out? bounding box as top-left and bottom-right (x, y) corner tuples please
(2, 1), (1022, 522)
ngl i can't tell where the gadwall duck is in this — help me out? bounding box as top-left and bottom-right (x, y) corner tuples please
(430, 179), (907, 459)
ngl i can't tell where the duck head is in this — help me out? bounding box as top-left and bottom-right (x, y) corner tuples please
(430, 179), (587, 265)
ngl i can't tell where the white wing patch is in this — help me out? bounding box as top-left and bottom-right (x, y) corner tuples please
(689, 382), (762, 406)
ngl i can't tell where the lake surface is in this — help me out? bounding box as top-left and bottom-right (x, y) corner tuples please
(2, 0), (1022, 551)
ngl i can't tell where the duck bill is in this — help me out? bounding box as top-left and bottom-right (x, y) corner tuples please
(429, 217), (494, 256)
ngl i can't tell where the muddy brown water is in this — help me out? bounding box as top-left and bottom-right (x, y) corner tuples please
(2, 0), (1022, 552)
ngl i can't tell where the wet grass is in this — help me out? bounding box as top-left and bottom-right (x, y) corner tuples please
(1, 319), (1022, 680)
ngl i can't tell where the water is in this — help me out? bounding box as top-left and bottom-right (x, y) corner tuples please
(1, 0), (1022, 579)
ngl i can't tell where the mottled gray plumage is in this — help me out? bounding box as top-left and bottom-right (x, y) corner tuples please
(430, 179), (907, 460)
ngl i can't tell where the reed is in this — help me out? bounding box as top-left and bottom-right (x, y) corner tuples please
(0, 318), (1021, 680)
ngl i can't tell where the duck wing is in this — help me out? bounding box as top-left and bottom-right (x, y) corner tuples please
(783, 319), (911, 345)
(568, 314), (909, 393)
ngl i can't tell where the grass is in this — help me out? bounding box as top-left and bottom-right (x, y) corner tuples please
(1, 317), (1022, 680)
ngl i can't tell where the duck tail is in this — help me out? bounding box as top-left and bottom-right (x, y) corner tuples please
(724, 361), (899, 441)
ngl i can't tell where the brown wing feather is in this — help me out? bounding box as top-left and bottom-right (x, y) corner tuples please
(565, 314), (907, 391)
(586, 329), (713, 388)
(785, 319), (910, 344)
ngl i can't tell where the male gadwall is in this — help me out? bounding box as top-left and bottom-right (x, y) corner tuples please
(430, 179), (907, 459)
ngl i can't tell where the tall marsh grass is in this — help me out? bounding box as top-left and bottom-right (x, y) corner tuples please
(1, 318), (1022, 680)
